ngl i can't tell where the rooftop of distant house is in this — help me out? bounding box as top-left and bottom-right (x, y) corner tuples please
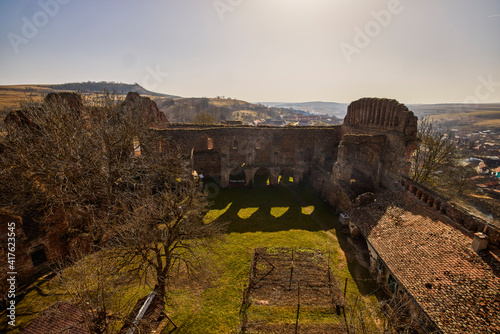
(348, 189), (500, 333)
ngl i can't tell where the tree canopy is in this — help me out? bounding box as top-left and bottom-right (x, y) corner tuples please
(0, 93), (224, 306)
(410, 117), (475, 193)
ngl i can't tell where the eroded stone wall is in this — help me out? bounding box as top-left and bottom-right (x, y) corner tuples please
(157, 126), (343, 187)
(0, 209), (92, 290)
(157, 98), (418, 210)
(337, 98), (418, 190)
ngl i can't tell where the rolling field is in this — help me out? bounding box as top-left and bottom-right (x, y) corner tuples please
(411, 104), (500, 131)
(0, 84), (160, 119)
(0, 85), (51, 115)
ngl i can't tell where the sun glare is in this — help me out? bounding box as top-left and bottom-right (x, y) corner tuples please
(270, 207), (289, 218)
(203, 202), (232, 224)
(301, 206), (315, 215)
(238, 207), (259, 219)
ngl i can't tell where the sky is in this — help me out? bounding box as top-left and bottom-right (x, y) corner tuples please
(0, 0), (499, 104)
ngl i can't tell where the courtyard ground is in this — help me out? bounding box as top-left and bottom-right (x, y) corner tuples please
(3, 184), (384, 333)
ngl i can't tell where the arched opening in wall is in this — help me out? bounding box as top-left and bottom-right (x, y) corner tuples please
(279, 168), (294, 185)
(232, 140), (238, 150)
(253, 167), (271, 187)
(229, 167), (246, 187)
(133, 136), (141, 156)
(30, 245), (48, 267)
(207, 137), (214, 150)
(324, 147), (337, 171)
(350, 168), (374, 196)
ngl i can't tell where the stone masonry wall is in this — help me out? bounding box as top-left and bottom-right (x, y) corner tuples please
(156, 126), (343, 188)
(1, 95), (421, 286)
(339, 98), (418, 189)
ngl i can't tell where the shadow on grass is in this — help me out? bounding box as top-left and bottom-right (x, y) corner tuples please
(330, 219), (383, 298)
(207, 184), (334, 234)
(207, 183), (382, 298)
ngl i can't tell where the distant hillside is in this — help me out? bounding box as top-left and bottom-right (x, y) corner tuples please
(407, 103), (500, 131)
(260, 101), (349, 118)
(261, 100), (500, 131)
(46, 81), (180, 98)
(0, 83), (315, 125)
(153, 97), (309, 124)
(5, 85), (496, 130)
(0, 82), (179, 119)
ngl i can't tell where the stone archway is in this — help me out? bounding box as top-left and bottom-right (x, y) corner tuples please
(229, 167), (246, 187)
(279, 167), (295, 184)
(252, 167), (271, 187)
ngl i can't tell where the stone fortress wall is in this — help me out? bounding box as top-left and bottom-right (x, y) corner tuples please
(159, 97), (419, 210)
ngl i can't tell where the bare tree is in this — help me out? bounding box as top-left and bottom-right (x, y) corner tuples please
(53, 251), (139, 334)
(110, 177), (225, 300)
(410, 117), (461, 186)
(193, 111), (216, 125)
(0, 92), (174, 244)
(1, 92), (225, 329)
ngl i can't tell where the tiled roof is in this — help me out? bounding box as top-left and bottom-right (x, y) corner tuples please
(21, 302), (91, 334)
(349, 190), (500, 334)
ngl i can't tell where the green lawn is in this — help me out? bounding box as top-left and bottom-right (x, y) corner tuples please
(3, 184), (383, 333)
(163, 184), (382, 333)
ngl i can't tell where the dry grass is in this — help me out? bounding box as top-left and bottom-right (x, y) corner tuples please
(430, 109), (500, 120)
(428, 109), (500, 130)
(233, 110), (260, 120)
(209, 98), (249, 107)
(472, 119), (500, 128)
(0, 85), (51, 112)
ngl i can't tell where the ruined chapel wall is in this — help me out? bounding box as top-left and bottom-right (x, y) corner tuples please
(0, 210), (90, 287)
(157, 126), (343, 177)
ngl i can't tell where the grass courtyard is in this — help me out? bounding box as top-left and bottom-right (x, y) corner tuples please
(3, 184), (383, 333)
(164, 183), (383, 333)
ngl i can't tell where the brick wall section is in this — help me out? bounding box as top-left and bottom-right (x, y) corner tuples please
(341, 98), (418, 189)
(309, 166), (354, 211)
(0, 209), (93, 289)
(401, 177), (500, 248)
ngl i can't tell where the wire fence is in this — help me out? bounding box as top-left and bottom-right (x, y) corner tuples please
(239, 247), (351, 333)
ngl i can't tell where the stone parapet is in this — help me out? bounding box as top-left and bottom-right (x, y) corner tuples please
(401, 177), (500, 248)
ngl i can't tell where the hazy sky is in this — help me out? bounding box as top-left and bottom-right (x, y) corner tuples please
(1, 0), (499, 104)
